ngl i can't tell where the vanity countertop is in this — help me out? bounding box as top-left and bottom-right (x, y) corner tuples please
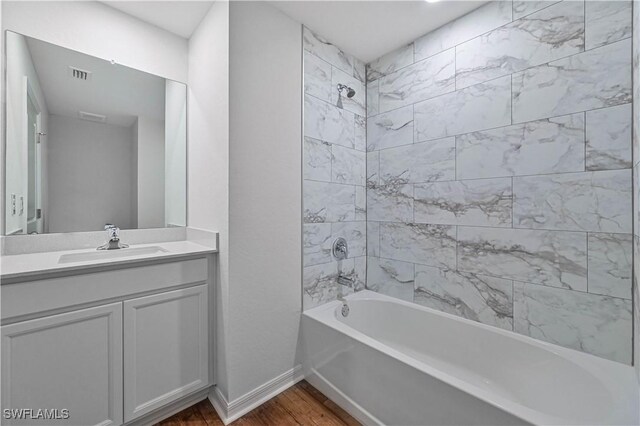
(1, 240), (217, 282)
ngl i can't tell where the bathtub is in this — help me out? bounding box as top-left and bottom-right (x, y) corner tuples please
(301, 290), (639, 426)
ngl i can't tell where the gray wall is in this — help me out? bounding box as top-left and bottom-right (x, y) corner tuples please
(302, 28), (368, 309)
(187, 0), (230, 398)
(48, 114), (134, 233)
(227, 1), (303, 402)
(364, 0), (633, 364)
(135, 116), (165, 228)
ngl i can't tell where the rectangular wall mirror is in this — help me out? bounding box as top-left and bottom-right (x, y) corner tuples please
(4, 31), (187, 235)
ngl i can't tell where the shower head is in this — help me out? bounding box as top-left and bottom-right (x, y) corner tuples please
(337, 84), (356, 98)
(336, 84), (356, 109)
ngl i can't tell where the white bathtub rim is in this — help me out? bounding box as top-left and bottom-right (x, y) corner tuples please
(304, 299), (542, 425)
(303, 290), (638, 426)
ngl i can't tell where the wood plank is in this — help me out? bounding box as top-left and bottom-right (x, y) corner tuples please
(194, 399), (225, 426)
(158, 405), (206, 425)
(297, 380), (328, 404)
(250, 398), (300, 426)
(156, 381), (360, 426)
(322, 399), (361, 426)
(278, 385), (347, 426)
(295, 381), (359, 425)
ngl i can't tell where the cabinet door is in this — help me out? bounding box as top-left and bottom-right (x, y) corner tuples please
(1, 303), (123, 426)
(123, 285), (209, 422)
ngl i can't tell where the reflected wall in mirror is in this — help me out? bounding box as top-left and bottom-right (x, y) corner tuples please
(4, 31), (187, 235)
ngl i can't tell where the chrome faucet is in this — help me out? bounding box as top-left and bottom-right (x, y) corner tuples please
(332, 237), (348, 260)
(97, 224), (129, 250)
(336, 269), (355, 306)
(336, 272), (353, 317)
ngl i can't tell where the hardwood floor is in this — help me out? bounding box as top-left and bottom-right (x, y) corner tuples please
(157, 381), (360, 426)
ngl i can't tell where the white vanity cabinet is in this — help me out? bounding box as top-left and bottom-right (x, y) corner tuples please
(1, 303), (124, 426)
(123, 285), (209, 422)
(1, 251), (214, 426)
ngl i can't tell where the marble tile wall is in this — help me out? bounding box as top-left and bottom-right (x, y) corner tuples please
(303, 28), (367, 309)
(632, 0), (639, 380)
(366, 0), (633, 364)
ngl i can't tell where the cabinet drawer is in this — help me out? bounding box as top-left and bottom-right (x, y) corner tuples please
(2, 258), (208, 322)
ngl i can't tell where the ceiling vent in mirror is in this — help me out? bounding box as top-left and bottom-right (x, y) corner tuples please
(78, 111), (106, 123)
(68, 66), (92, 81)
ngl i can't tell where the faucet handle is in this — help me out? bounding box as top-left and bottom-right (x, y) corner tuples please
(332, 237), (348, 260)
(104, 224), (119, 240)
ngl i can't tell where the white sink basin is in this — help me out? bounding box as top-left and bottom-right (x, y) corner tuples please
(58, 246), (169, 264)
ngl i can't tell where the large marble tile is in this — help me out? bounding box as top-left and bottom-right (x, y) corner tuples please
(635, 166), (640, 238)
(632, 236), (640, 377)
(303, 27), (354, 76)
(354, 115), (366, 152)
(367, 183), (413, 223)
(457, 227), (587, 291)
(513, 170), (632, 233)
(304, 137), (332, 182)
(332, 145), (366, 186)
(353, 256), (366, 291)
(355, 186), (366, 221)
(303, 223), (332, 266)
(513, 282), (632, 364)
(332, 221), (366, 259)
(414, 178), (512, 227)
(366, 151), (380, 187)
(379, 137), (455, 185)
(634, 1), (640, 168)
(585, 0), (632, 50)
(367, 44), (414, 82)
(456, 113), (585, 180)
(414, 1), (512, 61)
(304, 51), (332, 103)
(366, 105), (413, 151)
(634, 236), (640, 376)
(588, 233), (632, 300)
(367, 257), (414, 302)
(353, 59), (366, 83)
(304, 95), (355, 148)
(586, 103), (632, 171)
(303, 258), (356, 309)
(456, 1), (584, 89)
(512, 1), (560, 20)
(367, 79), (380, 116)
(367, 221), (380, 257)
(304, 180), (355, 223)
(331, 66), (366, 117)
(512, 39), (632, 124)
(379, 49), (455, 113)
(414, 75), (511, 142)
(303, 261), (338, 310)
(414, 265), (513, 330)
(380, 222), (456, 269)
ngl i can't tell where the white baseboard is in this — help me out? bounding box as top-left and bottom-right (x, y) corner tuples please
(209, 365), (303, 425)
(126, 386), (211, 426)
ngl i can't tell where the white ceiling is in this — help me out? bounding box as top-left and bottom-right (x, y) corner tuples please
(101, 1), (214, 38)
(270, 1), (488, 63)
(100, 1), (486, 63)
(27, 36), (168, 127)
